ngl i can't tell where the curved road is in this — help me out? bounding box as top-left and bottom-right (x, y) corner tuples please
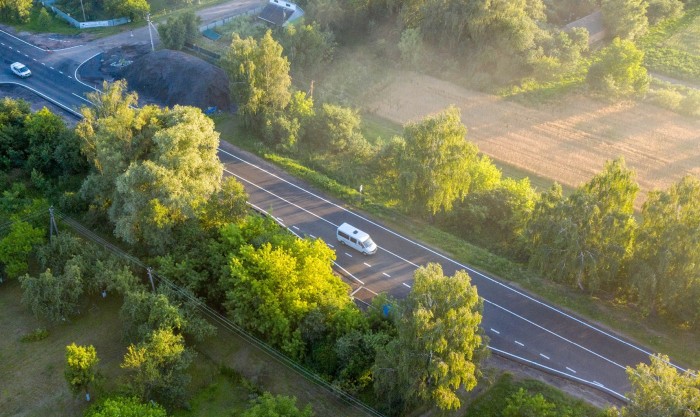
(1, 4), (683, 402)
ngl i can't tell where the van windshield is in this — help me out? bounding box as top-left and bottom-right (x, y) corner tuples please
(362, 238), (375, 248)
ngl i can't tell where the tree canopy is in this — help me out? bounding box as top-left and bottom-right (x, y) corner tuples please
(398, 106), (481, 215)
(587, 38), (649, 99)
(374, 263), (485, 411)
(121, 328), (193, 410)
(526, 158), (638, 291)
(630, 175), (700, 326)
(77, 81), (225, 253)
(606, 355), (700, 417)
(64, 343), (99, 396)
(222, 30), (292, 127)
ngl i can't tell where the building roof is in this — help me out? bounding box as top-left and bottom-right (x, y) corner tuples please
(258, 0), (303, 26)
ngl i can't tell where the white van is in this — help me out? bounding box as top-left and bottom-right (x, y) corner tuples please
(336, 223), (377, 255)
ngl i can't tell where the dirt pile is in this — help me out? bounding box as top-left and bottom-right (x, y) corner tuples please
(122, 49), (231, 111)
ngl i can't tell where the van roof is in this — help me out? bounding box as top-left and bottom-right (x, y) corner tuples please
(338, 222), (371, 241)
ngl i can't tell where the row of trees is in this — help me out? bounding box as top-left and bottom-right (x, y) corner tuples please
(220, 26), (699, 327)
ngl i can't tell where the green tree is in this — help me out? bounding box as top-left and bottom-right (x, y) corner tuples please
(0, 97), (31, 170)
(25, 107), (86, 177)
(442, 177), (537, 257)
(503, 388), (557, 417)
(120, 289), (215, 343)
(277, 22), (335, 76)
(526, 159), (638, 291)
(646, 0), (683, 24)
(243, 392), (313, 417)
(121, 328), (193, 410)
(77, 81), (224, 253)
(221, 30), (291, 128)
(606, 355), (700, 417)
(601, 0), (648, 40)
(37, 7), (52, 28)
(197, 176), (249, 230)
(0, 220), (45, 279)
(0, 0), (32, 22)
(374, 263), (485, 412)
(304, 103), (366, 154)
(105, 0), (150, 21)
(157, 11), (200, 50)
(629, 175), (700, 326)
(65, 343), (99, 397)
(398, 28), (424, 69)
(221, 222), (356, 359)
(398, 106), (481, 215)
(19, 266), (84, 322)
(84, 396), (167, 417)
(588, 38), (649, 99)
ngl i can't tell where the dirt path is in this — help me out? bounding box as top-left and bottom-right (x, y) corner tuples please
(367, 72), (700, 207)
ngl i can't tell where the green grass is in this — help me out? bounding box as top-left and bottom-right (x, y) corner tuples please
(464, 373), (604, 417)
(0, 279), (127, 417)
(173, 370), (253, 417)
(360, 112), (402, 144)
(640, 4), (700, 82)
(8, 5), (81, 35)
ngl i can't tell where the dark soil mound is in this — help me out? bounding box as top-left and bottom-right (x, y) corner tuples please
(122, 49), (231, 111)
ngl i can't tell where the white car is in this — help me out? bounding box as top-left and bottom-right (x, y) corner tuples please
(10, 62), (31, 78)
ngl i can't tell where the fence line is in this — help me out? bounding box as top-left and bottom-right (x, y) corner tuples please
(38, 0), (130, 29)
(199, 6), (264, 31)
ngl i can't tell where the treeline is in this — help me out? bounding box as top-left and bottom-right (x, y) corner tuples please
(0, 92), (487, 416)
(287, 0), (688, 87)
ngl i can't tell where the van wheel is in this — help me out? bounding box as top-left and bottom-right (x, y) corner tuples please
(363, 252), (368, 256)
(338, 239), (345, 246)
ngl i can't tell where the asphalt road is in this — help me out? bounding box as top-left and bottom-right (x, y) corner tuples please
(0, 6), (677, 402)
(1, 28), (94, 115)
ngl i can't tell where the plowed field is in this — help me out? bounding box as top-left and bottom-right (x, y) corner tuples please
(367, 72), (700, 207)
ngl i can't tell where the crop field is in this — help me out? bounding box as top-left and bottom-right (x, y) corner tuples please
(365, 72), (700, 208)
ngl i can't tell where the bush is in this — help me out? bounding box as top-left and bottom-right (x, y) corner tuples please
(20, 328), (49, 342)
(680, 90), (700, 116)
(650, 88), (683, 110)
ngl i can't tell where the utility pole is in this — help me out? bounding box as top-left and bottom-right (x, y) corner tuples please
(146, 13), (155, 52)
(79, 0), (86, 21)
(49, 206), (59, 240)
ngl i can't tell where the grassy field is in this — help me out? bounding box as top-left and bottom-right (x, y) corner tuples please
(0, 279), (126, 417)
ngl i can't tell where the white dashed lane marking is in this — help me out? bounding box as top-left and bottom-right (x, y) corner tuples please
(344, 252), (353, 258)
(327, 244), (334, 248)
(539, 353), (550, 360)
(383, 272), (391, 278)
(515, 341), (525, 347)
(309, 234), (316, 239)
(490, 328), (500, 334)
(363, 262), (372, 268)
(566, 367), (577, 374)
(291, 226), (299, 230)
(402, 283), (411, 288)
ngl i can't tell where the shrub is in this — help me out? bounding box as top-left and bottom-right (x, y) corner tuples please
(680, 90), (700, 117)
(650, 88), (683, 110)
(20, 328), (49, 342)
